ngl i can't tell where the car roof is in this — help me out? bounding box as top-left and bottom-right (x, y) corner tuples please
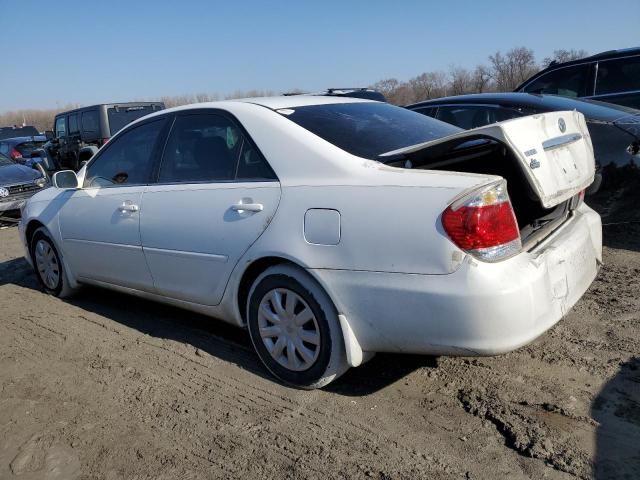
(406, 92), (640, 122)
(55, 101), (165, 117)
(515, 47), (640, 91)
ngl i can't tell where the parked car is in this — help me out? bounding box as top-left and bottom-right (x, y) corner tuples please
(516, 47), (640, 109)
(0, 135), (57, 173)
(284, 87), (386, 102)
(0, 152), (48, 214)
(48, 102), (165, 171)
(19, 97), (601, 388)
(405, 93), (640, 194)
(0, 125), (39, 141)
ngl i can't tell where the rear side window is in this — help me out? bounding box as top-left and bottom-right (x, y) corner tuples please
(15, 141), (46, 156)
(81, 110), (99, 134)
(596, 57), (640, 95)
(55, 117), (66, 138)
(107, 105), (162, 136)
(411, 106), (438, 118)
(84, 119), (164, 188)
(436, 106), (512, 129)
(280, 102), (459, 160)
(68, 114), (79, 135)
(522, 64), (591, 97)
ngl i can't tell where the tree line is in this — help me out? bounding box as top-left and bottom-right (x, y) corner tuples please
(0, 47), (587, 132)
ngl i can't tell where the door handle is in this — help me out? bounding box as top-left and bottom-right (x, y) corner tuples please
(231, 202), (263, 213)
(118, 202), (139, 213)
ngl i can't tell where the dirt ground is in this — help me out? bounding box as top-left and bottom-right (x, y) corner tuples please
(0, 220), (639, 480)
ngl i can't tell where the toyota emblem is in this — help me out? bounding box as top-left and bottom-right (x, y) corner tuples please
(0, 187), (9, 198)
(558, 118), (566, 133)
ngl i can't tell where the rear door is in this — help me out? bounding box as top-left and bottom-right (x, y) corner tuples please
(140, 111), (281, 305)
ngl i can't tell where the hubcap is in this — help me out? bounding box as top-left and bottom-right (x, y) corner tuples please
(257, 288), (320, 371)
(34, 240), (60, 290)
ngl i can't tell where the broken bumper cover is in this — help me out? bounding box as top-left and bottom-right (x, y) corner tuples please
(310, 204), (601, 357)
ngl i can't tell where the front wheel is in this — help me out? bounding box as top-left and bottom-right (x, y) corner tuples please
(247, 264), (348, 389)
(30, 227), (77, 298)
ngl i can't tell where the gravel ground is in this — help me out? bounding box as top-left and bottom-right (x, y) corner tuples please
(0, 218), (638, 480)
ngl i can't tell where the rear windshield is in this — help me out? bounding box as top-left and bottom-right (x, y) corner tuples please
(15, 141), (46, 156)
(279, 102), (460, 160)
(107, 105), (162, 136)
(0, 126), (39, 140)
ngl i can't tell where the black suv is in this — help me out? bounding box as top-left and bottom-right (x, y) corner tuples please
(50, 102), (164, 170)
(516, 47), (640, 109)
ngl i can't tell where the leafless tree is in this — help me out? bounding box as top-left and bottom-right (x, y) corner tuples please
(488, 47), (538, 91)
(408, 71), (448, 102)
(542, 49), (589, 68)
(449, 67), (474, 95)
(472, 65), (494, 93)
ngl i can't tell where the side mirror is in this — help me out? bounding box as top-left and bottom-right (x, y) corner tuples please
(52, 170), (79, 189)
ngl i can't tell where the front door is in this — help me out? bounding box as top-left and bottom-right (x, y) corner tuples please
(140, 112), (281, 305)
(59, 118), (167, 291)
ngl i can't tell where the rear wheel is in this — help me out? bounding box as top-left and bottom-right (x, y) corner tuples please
(247, 264), (348, 389)
(30, 228), (77, 298)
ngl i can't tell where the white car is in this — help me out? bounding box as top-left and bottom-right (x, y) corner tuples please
(18, 97), (602, 388)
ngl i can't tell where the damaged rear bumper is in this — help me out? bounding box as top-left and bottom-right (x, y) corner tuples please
(310, 204), (601, 358)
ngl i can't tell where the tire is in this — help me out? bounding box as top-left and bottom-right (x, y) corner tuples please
(247, 264), (348, 389)
(30, 227), (77, 298)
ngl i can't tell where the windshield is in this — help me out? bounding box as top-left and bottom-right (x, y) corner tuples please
(0, 153), (13, 166)
(279, 102), (460, 160)
(108, 105), (163, 135)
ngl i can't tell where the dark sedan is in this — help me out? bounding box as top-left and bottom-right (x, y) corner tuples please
(0, 152), (48, 214)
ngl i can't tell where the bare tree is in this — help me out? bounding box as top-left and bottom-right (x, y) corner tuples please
(449, 67), (474, 95)
(472, 65), (493, 93)
(488, 47), (538, 91)
(408, 71), (448, 102)
(542, 48), (589, 68)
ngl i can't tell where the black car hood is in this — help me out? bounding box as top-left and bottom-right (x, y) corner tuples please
(0, 163), (41, 185)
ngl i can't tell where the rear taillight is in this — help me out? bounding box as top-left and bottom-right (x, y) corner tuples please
(9, 148), (22, 160)
(442, 180), (521, 262)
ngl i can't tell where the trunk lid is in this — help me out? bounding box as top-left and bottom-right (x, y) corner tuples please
(382, 111), (596, 208)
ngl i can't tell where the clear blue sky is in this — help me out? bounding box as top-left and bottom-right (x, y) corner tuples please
(1, 0), (639, 112)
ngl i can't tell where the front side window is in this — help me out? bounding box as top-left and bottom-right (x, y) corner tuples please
(522, 64), (591, 97)
(596, 57), (640, 95)
(84, 120), (164, 188)
(55, 117), (66, 138)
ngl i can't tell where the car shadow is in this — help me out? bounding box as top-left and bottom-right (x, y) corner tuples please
(591, 356), (640, 479)
(0, 257), (430, 395)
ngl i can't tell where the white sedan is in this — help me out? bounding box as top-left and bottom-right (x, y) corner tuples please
(19, 96), (601, 388)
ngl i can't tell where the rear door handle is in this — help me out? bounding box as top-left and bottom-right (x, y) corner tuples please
(231, 202), (263, 213)
(118, 202), (139, 213)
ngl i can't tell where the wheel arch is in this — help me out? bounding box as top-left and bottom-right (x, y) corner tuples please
(236, 255), (366, 368)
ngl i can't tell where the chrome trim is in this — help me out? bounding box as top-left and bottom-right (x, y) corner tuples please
(143, 246), (228, 262)
(542, 133), (582, 151)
